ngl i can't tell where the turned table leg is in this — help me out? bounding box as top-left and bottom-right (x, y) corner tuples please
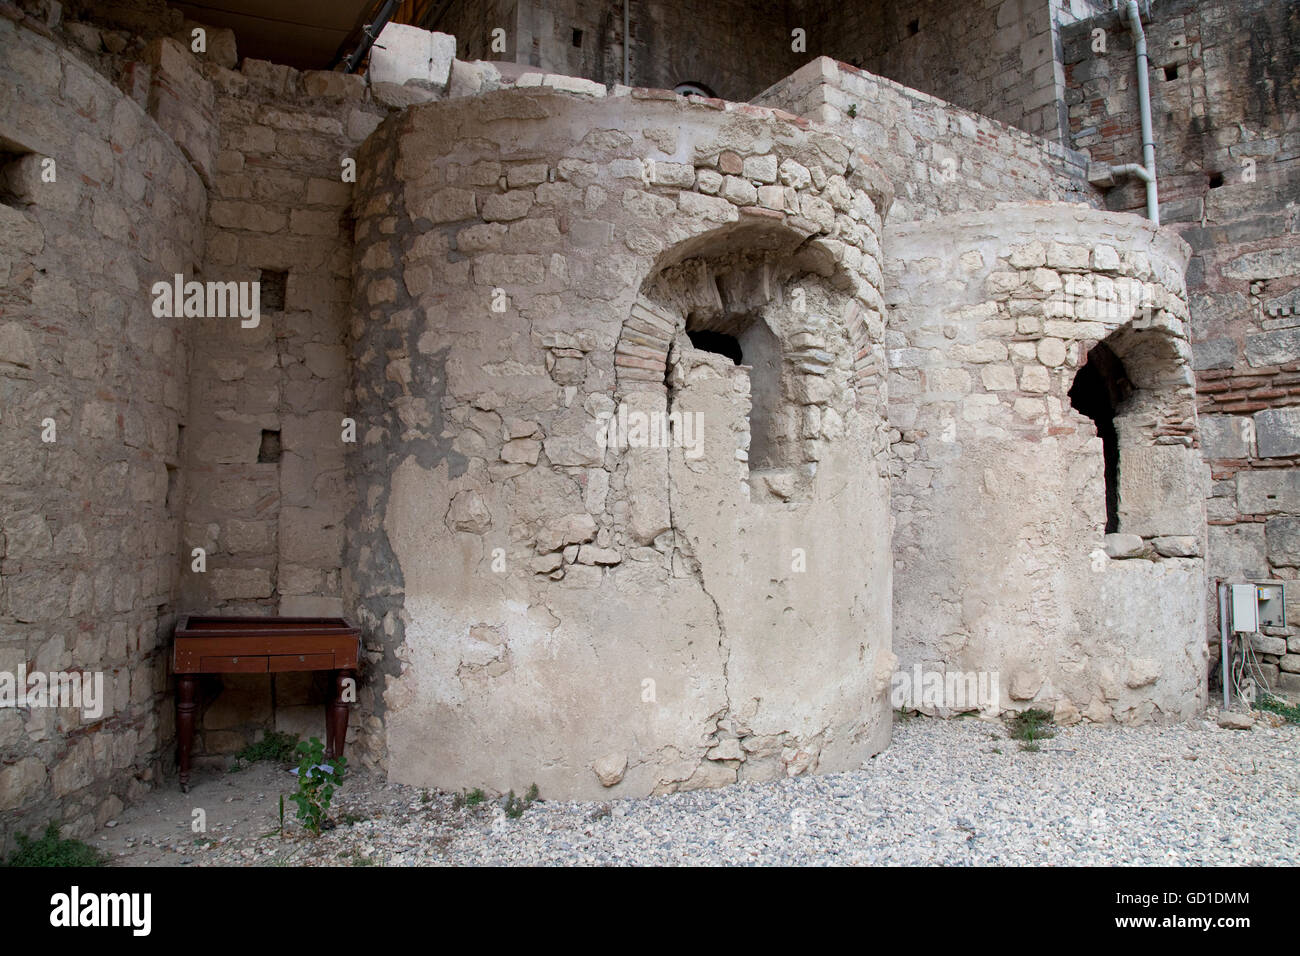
(177, 675), (197, 792)
(325, 669), (354, 760)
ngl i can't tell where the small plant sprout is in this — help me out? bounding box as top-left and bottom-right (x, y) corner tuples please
(288, 737), (346, 836)
(503, 783), (541, 819)
(1005, 708), (1056, 751)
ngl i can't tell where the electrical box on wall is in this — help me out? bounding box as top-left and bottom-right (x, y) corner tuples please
(1256, 582), (1287, 628)
(1231, 584), (1258, 633)
(1229, 582), (1288, 632)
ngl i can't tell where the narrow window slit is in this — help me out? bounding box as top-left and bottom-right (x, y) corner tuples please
(259, 269), (288, 312)
(258, 429), (282, 463)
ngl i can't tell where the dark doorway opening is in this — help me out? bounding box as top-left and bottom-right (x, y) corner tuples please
(1068, 341), (1132, 533)
(686, 329), (742, 364)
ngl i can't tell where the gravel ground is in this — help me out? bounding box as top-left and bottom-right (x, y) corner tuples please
(93, 711), (1300, 866)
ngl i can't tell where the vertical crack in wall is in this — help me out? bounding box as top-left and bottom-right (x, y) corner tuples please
(663, 335), (735, 782)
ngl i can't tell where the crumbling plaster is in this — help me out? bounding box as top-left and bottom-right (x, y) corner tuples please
(886, 203), (1208, 724)
(347, 87), (896, 798)
(0, 0), (1229, 837)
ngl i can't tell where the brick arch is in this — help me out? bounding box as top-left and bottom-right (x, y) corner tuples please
(613, 296), (682, 395)
(614, 220), (882, 403)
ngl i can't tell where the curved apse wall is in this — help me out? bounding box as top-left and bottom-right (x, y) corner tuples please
(347, 86), (896, 799)
(886, 203), (1206, 724)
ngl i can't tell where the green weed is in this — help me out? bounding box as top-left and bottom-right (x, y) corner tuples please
(3, 823), (104, 867)
(231, 731), (299, 771)
(1256, 691), (1300, 725)
(1005, 708), (1056, 751)
(288, 737), (346, 836)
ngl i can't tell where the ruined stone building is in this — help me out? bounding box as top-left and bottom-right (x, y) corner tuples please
(1, 0), (1297, 847)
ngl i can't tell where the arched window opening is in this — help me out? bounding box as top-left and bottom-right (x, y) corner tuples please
(677, 311), (788, 472)
(1068, 341), (1133, 534)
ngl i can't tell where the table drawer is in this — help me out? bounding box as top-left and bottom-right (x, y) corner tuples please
(269, 653), (335, 672)
(199, 655), (267, 673)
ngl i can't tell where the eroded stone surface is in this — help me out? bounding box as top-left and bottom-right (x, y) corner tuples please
(348, 89), (894, 798)
(3, 2), (1263, 847)
(885, 204), (1207, 724)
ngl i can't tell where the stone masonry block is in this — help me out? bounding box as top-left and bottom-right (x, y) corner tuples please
(1201, 415), (1250, 460)
(368, 24), (455, 90)
(1117, 445), (1203, 538)
(1238, 470), (1300, 514)
(1208, 523), (1269, 581)
(1266, 516), (1300, 567)
(1255, 407), (1300, 458)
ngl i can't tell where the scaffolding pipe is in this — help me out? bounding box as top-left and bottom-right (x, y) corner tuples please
(343, 0), (400, 74)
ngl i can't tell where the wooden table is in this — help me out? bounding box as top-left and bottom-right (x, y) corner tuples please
(173, 616), (360, 792)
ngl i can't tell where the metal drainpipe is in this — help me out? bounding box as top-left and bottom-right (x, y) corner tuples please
(1124, 0), (1159, 225)
(623, 0), (630, 86)
(1218, 582), (1231, 709)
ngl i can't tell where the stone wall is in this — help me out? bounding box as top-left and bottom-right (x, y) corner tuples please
(754, 57), (1097, 224)
(47, 11), (390, 767)
(616, 0), (797, 100)
(459, 0), (1102, 140)
(2, 0), (1262, 844)
(1062, 0), (1300, 692)
(176, 50), (386, 758)
(796, 0), (1068, 141)
(885, 203), (1207, 723)
(434, 0), (1141, 139)
(435, 0), (517, 64)
(347, 85), (896, 798)
(450, 0), (802, 102)
(0, 8), (204, 850)
(0, 3), (392, 842)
